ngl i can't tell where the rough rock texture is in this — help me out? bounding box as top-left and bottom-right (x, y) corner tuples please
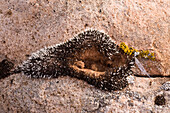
(0, 0), (169, 112)
(0, 74), (169, 112)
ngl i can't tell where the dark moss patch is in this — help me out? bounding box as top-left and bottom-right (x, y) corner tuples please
(154, 95), (166, 106)
(0, 59), (14, 79)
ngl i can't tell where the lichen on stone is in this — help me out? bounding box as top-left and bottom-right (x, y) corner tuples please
(18, 29), (135, 91)
(120, 42), (155, 60)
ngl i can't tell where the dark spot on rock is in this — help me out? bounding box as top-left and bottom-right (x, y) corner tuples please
(99, 9), (102, 13)
(2, 94), (4, 99)
(127, 100), (133, 106)
(79, 0), (81, 3)
(25, 54), (30, 57)
(10, 79), (14, 85)
(84, 23), (88, 27)
(6, 10), (12, 16)
(150, 110), (153, 113)
(0, 59), (14, 79)
(154, 95), (166, 105)
(53, 10), (55, 12)
(3, 41), (6, 43)
(107, 63), (112, 68)
(32, 36), (35, 40)
(149, 81), (152, 86)
(32, 12), (41, 19)
(0, 9), (2, 14)
(14, 28), (21, 33)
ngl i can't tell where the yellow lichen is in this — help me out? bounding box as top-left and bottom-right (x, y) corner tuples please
(120, 42), (155, 60)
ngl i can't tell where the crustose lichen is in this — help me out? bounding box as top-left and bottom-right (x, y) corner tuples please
(120, 42), (156, 77)
(120, 42), (155, 60)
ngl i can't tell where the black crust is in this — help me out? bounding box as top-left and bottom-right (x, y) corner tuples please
(19, 30), (135, 91)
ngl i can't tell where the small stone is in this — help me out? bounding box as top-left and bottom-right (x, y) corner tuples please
(0, 59), (14, 79)
(154, 95), (166, 106)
